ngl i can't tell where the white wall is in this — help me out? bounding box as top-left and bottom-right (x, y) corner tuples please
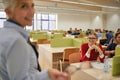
(106, 13), (120, 31)
(90, 15), (103, 29)
(57, 14), (90, 31)
(57, 13), (120, 31)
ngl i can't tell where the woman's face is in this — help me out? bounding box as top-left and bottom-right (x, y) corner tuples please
(88, 34), (98, 45)
(116, 34), (120, 44)
(7, 0), (34, 27)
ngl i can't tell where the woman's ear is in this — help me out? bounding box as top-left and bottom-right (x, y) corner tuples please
(5, 8), (12, 18)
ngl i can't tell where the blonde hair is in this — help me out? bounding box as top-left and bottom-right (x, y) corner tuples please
(2, 0), (17, 10)
(88, 32), (98, 39)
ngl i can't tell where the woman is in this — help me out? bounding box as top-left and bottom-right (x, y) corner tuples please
(80, 33), (105, 62)
(0, 0), (68, 80)
(105, 32), (120, 58)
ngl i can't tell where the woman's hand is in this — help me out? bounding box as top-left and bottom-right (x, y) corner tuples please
(90, 44), (101, 51)
(110, 50), (115, 54)
(48, 69), (69, 80)
(92, 44), (99, 50)
(90, 44), (103, 55)
(87, 44), (96, 54)
(89, 45), (95, 50)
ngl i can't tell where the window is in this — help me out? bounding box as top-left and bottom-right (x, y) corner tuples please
(0, 12), (57, 31)
(35, 13), (57, 30)
(49, 14), (57, 30)
(0, 12), (7, 28)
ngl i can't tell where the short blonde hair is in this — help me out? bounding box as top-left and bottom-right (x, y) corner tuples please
(2, 0), (17, 10)
(88, 32), (98, 39)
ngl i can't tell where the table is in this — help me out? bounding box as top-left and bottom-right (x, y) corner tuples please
(38, 44), (75, 70)
(71, 70), (97, 80)
(70, 59), (120, 80)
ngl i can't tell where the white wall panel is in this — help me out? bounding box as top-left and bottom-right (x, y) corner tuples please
(106, 13), (120, 31)
(57, 13), (103, 31)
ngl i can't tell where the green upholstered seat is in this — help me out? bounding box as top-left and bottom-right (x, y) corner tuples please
(32, 33), (47, 40)
(115, 46), (120, 56)
(47, 33), (63, 40)
(50, 38), (73, 47)
(50, 37), (88, 48)
(112, 55), (120, 76)
(73, 38), (88, 48)
(53, 33), (63, 39)
(73, 38), (83, 48)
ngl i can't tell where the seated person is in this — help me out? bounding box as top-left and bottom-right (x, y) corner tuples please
(71, 28), (80, 35)
(105, 32), (120, 58)
(67, 28), (73, 34)
(106, 31), (114, 44)
(80, 32), (105, 62)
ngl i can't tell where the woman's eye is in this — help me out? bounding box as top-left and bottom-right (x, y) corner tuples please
(21, 4), (27, 9)
(32, 3), (34, 8)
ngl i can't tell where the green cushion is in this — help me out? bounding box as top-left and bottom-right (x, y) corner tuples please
(50, 38), (73, 47)
(47, 33), (63, 40)
(73, 38), (88, 48)
(53, 34), (63, 39)
(32, 33), (47, 40)
(51, 30), (66, 34)
(112, 56), (120, 76)
(47, 34), (52, 40)
(73, 38), (83, 48)
(115, 47), (120, 56)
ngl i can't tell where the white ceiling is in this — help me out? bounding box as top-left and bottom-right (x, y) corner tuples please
(49, 0), (120, 7)
(0, 0), (120, 14)
(34, 0), (120, 14)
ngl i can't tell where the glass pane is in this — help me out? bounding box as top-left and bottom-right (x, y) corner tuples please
(49, 14), (56, 20)
(37, 14), (41, 20)
(42, 14), (48, 20)
(0, 12), (6, 18)
(42, 21), (48, 30)
(49, 21), (56, 30)
(37, 20), (41, 30)
(0, 19), (6, 28)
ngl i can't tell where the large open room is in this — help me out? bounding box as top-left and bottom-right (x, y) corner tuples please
(0, 0), (120, 80)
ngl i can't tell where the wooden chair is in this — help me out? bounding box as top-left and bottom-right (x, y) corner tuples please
(69, 52), (80, 63)
(63, 48), (80, 62)
(37, 39), (50, 44)
(59, 48), (80, 71)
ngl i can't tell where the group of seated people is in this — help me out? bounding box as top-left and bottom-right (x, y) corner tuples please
(66, 28), (120, 63)
(67, 28), (81, 35)
(79, 31), (120, 62)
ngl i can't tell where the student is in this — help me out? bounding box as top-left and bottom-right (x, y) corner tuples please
(67, 27), (73, 34)
(105, 32), (120, 58)
(106, 31), (114, 44)
(80, 32), (105, 62)
(0, 0), (68, 80)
